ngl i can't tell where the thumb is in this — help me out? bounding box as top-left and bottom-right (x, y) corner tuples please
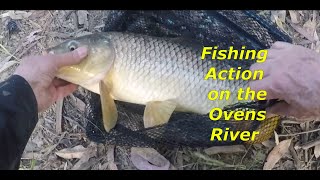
(55, 83), (79, 100)
(53, 46), (88, 68)
(271, 41), (292, 49)
(267, 101), (297, 117)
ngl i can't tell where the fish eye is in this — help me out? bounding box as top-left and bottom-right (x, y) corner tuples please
(69, 45), (76, 51)
(67, 41), (79, 52)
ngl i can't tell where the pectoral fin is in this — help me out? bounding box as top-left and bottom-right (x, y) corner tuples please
(143, 100), (177, 128)
(99, 80), (118, 132)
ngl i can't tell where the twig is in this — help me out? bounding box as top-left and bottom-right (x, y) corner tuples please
(0, 44), (18, 60)
(27, 19), (42, 29)
(39, 124), (58, 138)
(290, 23), (316, 42)
(176, 151), (184, 170)
(49, 11), (63, 28)
(0, 61), (19, 74)
(40, 12), (54, 36)
(42, 132), (67, 157)
(64, 116), (86, 132)
(307, 154), (315, 168)
(278, 127), (320, 137)
(281, 120), (302, 124)
(107, 145), (117, 170)
(297, 138), (320, 150)
(64, 10), (76, 20)
(204, 145), (246, 155)
(304, 122), (309, 162)
(71, 11), (79, 30)
(17, 41), (38, 59)
(289, 140), (301, 169)
(240, 144), (252, 165)
(274, 131), (280, 145)
(55, 99), (63, 134)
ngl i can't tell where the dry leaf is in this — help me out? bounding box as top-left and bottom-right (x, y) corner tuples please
(55, 145), (87, 159)
(0, 60), (19, 74)
(0, 10), (32, 19)
(314, 145), (320, 158)
(31, 132), (45, 149)
(313, 30), (319, 42)
(204, 145), (246, 155)
(271, 11), (286, 23)
(131, 147), (170, 170)
(303, 19), (316, 31)
(25, 141), (40, 152)
(315, 41), (320, 53)
(94, 24), (105, 29)
(262, 140), (276, 149)
(275, 17), (286, 33)
(263, 139), (292, 170)
(300, 122), (306, 129)
(77, 10), (89, 29)
(47, 32), (72, 39)
(303, 19), (317, 37)
(278, 11), (287, 22)
(298, 11), (304, 16)
(289, 10), (300, 24)
(176, 151), (183, 170)
(75, 31), (93, 37)
(253, 151), (267, 162)
(64, 162), (68, 170)
(282, 160), (295, 170)
(71, 143), (97, 170)
(29, 10), (47, 20)
(270, 11), (289, 34)
(75, 97), (86, 111)
(290, 18), (319, 42)
(22, 29), (44, 47)
(107, 145), (118, 170)
(55, 99), (63, 134)
(274, 131), (279, 145)
(22, 152), (42, 160)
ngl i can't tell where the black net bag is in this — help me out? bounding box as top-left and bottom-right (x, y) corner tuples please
(68, 10), (291, 148)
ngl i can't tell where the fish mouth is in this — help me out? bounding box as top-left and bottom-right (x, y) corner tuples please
(44, 47), (54, 55)
(48, 50), (55, 54)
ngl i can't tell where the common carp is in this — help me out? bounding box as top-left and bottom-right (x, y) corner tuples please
(47, 32), (255, 133)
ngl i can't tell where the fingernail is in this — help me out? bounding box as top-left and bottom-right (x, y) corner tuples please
(76, 46), (88, 59)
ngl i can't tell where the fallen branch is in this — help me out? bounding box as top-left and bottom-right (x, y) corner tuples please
(278, 127), (320, 137)
(296, 138), (320, 150)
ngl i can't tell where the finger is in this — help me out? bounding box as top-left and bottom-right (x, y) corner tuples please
(55, 83), (78, 100)
(265, 49), (281, 60)
(249, 76), (279, 100)
(52, 78), (72, 87)
(270, 41), (293, 49)
(267, 101), (305, 119)
(52, 46), (88, 68)
(266, 111), (279, 119)
(266, 101), (291, 116)
(250, 62), (272, 78)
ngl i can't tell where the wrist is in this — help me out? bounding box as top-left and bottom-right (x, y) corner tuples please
(3, 75), (38, 113)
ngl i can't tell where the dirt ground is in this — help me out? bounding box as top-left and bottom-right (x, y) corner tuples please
(0, 10), (320, 170)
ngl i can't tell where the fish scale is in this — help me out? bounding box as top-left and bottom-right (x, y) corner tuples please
(104, 32), (250, 114)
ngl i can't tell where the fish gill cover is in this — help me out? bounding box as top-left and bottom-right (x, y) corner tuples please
(76, 10), (291, 148)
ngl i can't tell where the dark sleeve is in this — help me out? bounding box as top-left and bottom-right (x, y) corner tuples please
(0, 75), (38, 170)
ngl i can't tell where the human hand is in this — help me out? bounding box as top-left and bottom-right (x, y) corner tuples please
(14, 47), (88, 112)
(249, 41), (320, 121)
